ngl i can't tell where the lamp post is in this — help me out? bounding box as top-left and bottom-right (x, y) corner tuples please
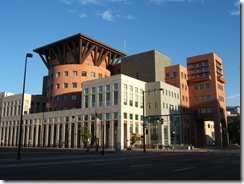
(102, 121), (105, 156)
(17, 53), (33, 160)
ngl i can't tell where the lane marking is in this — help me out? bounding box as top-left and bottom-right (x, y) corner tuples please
(211, 161), (223, 165)
(173, 167), (195, 172)
(130, 164), (153, 168)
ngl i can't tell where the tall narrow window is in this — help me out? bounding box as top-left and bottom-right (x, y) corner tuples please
(92, 94), (96, 107)
(99, 93), (103, 107)
(85, 96), (89, 108)
(114, 91), (118, 105)
(106, 92), (110, 106)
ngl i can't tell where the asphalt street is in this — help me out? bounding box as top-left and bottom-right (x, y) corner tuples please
(0, 149), (240, 181)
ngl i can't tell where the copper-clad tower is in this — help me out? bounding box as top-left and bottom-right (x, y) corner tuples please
(34, 33), (126, 111)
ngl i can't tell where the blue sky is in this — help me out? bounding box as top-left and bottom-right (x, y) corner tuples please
(0, 0), (241, 106)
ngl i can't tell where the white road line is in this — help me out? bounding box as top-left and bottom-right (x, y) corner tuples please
(173, 167), (195, 172)
(130, 164), (153, 168)
(211, 161), (223, 165)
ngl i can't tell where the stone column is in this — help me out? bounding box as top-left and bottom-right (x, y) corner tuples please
(9, 122), (13, 146)
(44, 123), (49, 147)
(34, 119), (39, 147)
(55, 123), (60, 148)
(61, 122), (65, 148)
(50, 121), (54, 147)
(73, 122), (78, 148)
(109, 120), (114, 148)
(13, 123), (17, 147)
(68, 123), (71, 149)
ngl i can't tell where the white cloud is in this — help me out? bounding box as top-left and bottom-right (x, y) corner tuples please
(229, 0), (240, 16)
(61, 0), (72, 5)
(101, 10), (114, 21)
(150, 0), (192, 4)
(80, 13), (88, 18)
(226, 94), (240, 100)
(77, 0), (102, 5)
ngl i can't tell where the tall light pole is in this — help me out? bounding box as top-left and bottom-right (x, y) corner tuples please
(102, 121), (105, 156)
(142, 90), (146, 153)
(17, 53), (33, 160)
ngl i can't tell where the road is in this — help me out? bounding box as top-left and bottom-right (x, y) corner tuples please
(0, 150), (240, 180)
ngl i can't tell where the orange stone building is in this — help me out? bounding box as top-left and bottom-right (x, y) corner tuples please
(166, 53), (227, 147)
(34, 33), (126, 111)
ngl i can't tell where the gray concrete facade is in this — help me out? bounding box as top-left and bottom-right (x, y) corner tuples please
(121, 50), (171, 83)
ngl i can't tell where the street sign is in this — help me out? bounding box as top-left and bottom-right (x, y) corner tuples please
(146, 117), (164, 123)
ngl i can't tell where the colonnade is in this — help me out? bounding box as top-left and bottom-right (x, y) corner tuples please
(0, 116), (119, 149)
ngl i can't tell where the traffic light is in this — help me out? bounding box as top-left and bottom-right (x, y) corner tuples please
(160, 118), (164, 125)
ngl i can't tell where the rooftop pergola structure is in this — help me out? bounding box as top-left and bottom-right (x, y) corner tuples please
(33, 33), (126, 69)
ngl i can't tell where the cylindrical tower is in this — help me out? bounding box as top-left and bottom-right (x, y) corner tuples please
(34, 33), (126, 111)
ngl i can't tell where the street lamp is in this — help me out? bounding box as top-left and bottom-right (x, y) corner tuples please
(142, 88), (163, 153)
(102, 121), (105, 156)
(17, 53), (33, 160)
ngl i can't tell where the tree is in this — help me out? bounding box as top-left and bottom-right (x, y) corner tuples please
(130, 133), (141, 146)
(228, 117), (240, 145)
(78, 125), (92, 148)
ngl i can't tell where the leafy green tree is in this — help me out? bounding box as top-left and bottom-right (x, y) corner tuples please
(78, 125), (92, 148)
(130, 133), (141, 146)
(228, 117), (240, 145)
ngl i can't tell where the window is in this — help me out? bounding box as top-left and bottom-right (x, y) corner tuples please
(99, 93), (103, 107)
(166, 73), (170, 78)
(84, 88), (89, 95)
(90, 72), (95, 78)
(106, 85), (110, 91)
(56, 72), (61, 77)
(82, 71), (87, 76)
(206, 95), (211, 101)
(72, 71), (78, 76)
(92, 87), (96, 94)
(135, 114), (138, 120)
(98, 74), (102, 78)
(129, 93), (133, 106)
(114, 91), (118, 105)
(173, 71), (177, 77)
(92, 94), (96, 107)
(72, 83), (77, 88)
(130, 113), (133, 120)
(63, 95), (67, 100)
(205, 83), (210, 89)
(71, 95), (77, 100)
(106, 113), (110, 120)
(135, 94), (138, 107)
(114, 83), (118, 91)
(56, 84), (60, 89)
(64, 83), (68, 88)
(55, 96), (60, 101)
(99, 86), (103, 93)
(124, 84), (127, 91)
(64, 71), (68, 76)
(123, 91), (127, 105)
(194, 85), (199, 90)
(200, 84), (204, 89)
(106, 92), (110, 106)
(124, 113), (127, 119)
(114, 112), (118, 119)
(85, 96), (89, 108)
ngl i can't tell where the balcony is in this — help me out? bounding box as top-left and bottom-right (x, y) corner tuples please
(217, 76), (226, 83)
(188, 76), (211, 85)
